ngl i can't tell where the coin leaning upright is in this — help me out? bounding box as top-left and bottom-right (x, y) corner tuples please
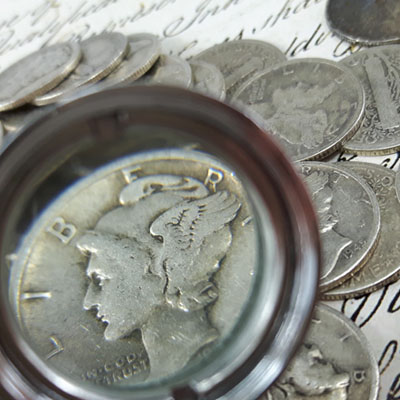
(326, 0), (400, 46)
(0, 42), (81, 111)
(33, 33), (129, 106)
(324, 162), (400, 299)
(261, 303), (379, 400)
(193, 40), (286, 98)
(340, 46), (400, 156)
(233, 58), (365, 162)
(299, 162), (380, 292)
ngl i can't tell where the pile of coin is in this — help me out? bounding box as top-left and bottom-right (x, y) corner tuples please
(1, 24), (399, 399)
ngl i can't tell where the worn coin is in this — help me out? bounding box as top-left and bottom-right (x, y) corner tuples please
(0, 105), (49, 132)
(234, 58), (365, 162)
(193, 40), (286, 98)
(10, 149), (256, 386)
(136, 54), (192, 88)
(33, 33), (128, 106)
(299, 162), (380, 292)
(96, 33), (161, 90)
(189, 60), (226, 101)
(324, 162), (400, 299)
(0, 42), (81, 111)
(326, 0), (400, 46)
(261, 303), (379, 400)
(340, 46), (400, 156)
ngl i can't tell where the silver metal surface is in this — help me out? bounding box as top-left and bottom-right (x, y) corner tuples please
(96, 34), (161, 90)
(0, 42), (81, 111)
(234, 58), (365, 162)
(299, 162), (380, 292)
(340, 46), (400, 156)
(136, 54), (192, 88)
(0, 105), (49, 132)
(189, 60), (226, 101)
(193, 40), (286, 98)
(324, 162), (400, 299)
(33, 33), (128, 106)
(262, 303), (380, 400)
(326, 0), (400, 46)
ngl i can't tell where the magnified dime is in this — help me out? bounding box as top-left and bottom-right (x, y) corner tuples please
(299, 162), (380, 292)
(10, 149), (256, 386)
(136, 54), (192, 88)
(234, 58), (365, 162)
(340, 46), (400, 156)
(189, 60), (226, 101)
(261, 303), (379, 400)
(0, 105), (50, 132)
(33, 33), (128, 106)
(324, 162), (400, 299)
(96, 33), (161, 90)
(193, 40), (286, 98)
(0, 42), (81, 111)
(326, 0), (400, 46)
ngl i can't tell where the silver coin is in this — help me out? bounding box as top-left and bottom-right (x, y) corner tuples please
(10, 149), (256, 385)
(340, 46), (400, 156)
(0, 105), (49, 132)
(0, 42), (81, 112)
(326, 0), (400, 46)
(396, 168), (400, 205)
(136, 54), (192, 88)
(95, 33), (161, 90)
(299, 162), (380, 292)
(234, 58), (365, 162)
(324, 162), (400, 299)
(33, 33), (128, 106)
(193, 40), (286, 98)
(189, 60), (226, 101)
(262, 303), (379, 400)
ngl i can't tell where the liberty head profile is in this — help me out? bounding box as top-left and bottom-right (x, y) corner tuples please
(265, 343), (350, 400)
(304, 171), (352, 280)
(76, 174), (241, 380)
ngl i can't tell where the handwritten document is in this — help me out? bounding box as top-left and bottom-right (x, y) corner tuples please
(1, 1), (399, 398)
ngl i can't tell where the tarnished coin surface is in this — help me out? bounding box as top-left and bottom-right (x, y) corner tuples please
(299, 162), (380, 292)
(136, 54), (192, 88)
(340, 46), (400, 155)
(193, 40), (286, 98)
(33, 33), (128, 106)
(96, 33), (161, 90)
(0, 105), (49, 132)
(10, 149), (256, 386)
(326, 0), (400, 46)
(189, 60), (226, 101)
(234, 58), (365, 162)
(324, 162), (400, 299)
(0, 42), (81, 111)
(261, 303), (379, 400)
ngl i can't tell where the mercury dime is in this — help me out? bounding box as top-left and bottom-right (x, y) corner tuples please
(189, 60), (226, 101)
(193, 40), (286, 98)
(340, 46), (400, 156)
(324, 162), (400, 299)
(326, 0), (400, 46)
(33, 33), (128, 106)
(10, 149), (256, 386)
(0, 42), (81, 111)
(234, 58), (365, 162)
(261, 303), (379, 400)
(136, 54), (192, 88)
(96, 33), (161, 90)
(299, 162), (380, 292)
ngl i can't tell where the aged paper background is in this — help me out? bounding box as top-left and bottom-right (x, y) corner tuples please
(0, 1), (399, 399)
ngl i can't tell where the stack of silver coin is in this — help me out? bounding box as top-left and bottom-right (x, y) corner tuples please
(2, 23), (399, 399)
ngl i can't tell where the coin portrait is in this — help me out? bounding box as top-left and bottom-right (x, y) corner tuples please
(10, 149), (256, 385)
